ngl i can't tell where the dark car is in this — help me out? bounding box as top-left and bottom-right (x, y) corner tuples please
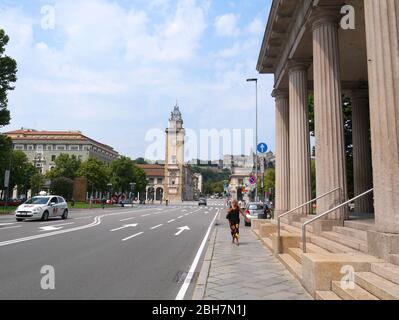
(198, 198), (207, 206)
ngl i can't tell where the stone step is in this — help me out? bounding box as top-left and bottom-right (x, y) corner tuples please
(281, 224), (301, 235)
(371, 263), (399, 285)
(288, 247), (303, 263)
(332, 226), (367, 241)
(299, 242), (332, 254)
(344, 220), (375, 232)
(315, 291), (342, 300)
(279, 253), (302, 281)
(309, 235), (359, 253)
(322, 231), (368, 252)
(355, 272), (399, 300)
(261, 237), (273, 250)
(292, 221), (314, 233)
(390, 254), (399, 266)
(331, 281), (378, 300)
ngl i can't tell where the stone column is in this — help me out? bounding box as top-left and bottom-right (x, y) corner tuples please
(350, 90), (373, 214)
(364, 0), (399, 237)
(288, 63), (312, 214)
(272, 90), (290, 217)
(312, 12), (347, 220)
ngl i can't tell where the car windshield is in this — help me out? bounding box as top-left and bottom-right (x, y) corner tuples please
(248, 204), (264, 210)
(24, 197), (50, 205)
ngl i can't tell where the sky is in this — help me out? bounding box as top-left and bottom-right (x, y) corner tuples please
(0, 0), (274, 161)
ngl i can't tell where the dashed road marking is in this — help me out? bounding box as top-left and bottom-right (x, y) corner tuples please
(150, 224), (163, 230)
(122, 232), (144, 242)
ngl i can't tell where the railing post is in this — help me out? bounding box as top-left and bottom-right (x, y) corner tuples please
(302, 225), (307, 253)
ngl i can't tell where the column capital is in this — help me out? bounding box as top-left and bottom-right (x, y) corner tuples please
(272, 89), (288, 99)
(287, 60), (311, 74)
(310, 6), (341, 31)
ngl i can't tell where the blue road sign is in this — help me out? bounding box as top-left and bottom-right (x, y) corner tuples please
(257, 143), (268, 154)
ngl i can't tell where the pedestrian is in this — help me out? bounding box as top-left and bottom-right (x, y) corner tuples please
(226, 199), (242, 246)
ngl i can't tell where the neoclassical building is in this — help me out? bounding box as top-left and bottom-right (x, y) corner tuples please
(257, 0), (398, 266)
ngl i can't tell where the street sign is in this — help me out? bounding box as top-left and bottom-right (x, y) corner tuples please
(257, 143), (268, 154)
(4, 170), (10, 188)
(249, 175), (257, 185)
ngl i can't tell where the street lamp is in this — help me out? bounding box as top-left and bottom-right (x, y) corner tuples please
(247, 78), (259, 202)
(129, 182), (136, 204)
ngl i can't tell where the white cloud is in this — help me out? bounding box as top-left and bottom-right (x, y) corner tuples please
(214, 13), (240, 37)
(0, 0), (275, 159)
(247, 16), (265, 34)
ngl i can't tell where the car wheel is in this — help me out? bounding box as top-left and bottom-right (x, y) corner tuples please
(41, 211), (49, 221)
(16, 218), (24, 222)
(62, 209), (68, 220)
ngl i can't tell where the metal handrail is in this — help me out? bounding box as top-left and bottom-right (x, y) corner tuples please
(277, 187), (342, 237)
(301, 188), (374, 253)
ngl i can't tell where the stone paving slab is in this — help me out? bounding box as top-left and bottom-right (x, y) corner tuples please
(193, 218), (312, 300)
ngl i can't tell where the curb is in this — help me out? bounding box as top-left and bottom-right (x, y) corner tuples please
(192, 222), (219, 300)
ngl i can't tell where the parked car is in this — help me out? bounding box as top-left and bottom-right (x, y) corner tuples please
(243, 202), (267, 227)
(15, 196), (69, 222)
(198, 198), (207, 206)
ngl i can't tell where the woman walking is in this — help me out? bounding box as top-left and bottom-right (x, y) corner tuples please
(226, 199), (242, 246)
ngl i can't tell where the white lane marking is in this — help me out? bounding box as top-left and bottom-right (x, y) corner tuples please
(176, 209), (219, 301)
(120, 217), (136, 222)
(0, 223), (15, 226)
(184, 213), (189, 216)
(150, 224), (163, 230)
(0, 225), (22, 230)
(122, 232), (144, 242)
(110, 224), (138, 232)
(167, 219), (176, 223)
(142, 214), (151, 217)
(73, 217), (92, 220)
(39, 222), (74, 232)
(0, 208), (153, 248)
(178, 216), (183, 219)
(175, 226), (190, 236)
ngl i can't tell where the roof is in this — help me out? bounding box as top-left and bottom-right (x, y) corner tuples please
(137, 164), (165, 178)
(4, 129), (118, 154)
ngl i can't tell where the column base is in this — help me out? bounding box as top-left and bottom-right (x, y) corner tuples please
(367, 230), (399, 261)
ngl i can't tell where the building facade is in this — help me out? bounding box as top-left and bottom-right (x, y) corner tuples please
(137, 164), (165, 202)
(257, 0), (399, 261)
(5, 129), (119, 174)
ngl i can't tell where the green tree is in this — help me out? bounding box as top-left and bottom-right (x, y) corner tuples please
(30, 172), (45, 196)
(134, 157), (148, 165)
(0, 29), (17, 127)
(111, 156), (147, 194)
(50, 177), (74, 200)
(46, 154), (81, 180)
(77, 158), (110, 194)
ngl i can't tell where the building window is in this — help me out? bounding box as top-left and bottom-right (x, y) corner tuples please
(14, 145), (24, 150)
(51, 155), (56, 162)
(158, 178), (163, 184)
(171, 156), (176, 164)
(56, 145), (66, 151)
(37, 145), (43, 152)
(149, 178), (154, 184)
(46, 145), (53, 151)
(27, 145), (34, 151)
(69, 145), (79, 151)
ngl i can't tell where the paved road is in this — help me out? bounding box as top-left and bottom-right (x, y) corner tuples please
(0, 200), (226, 300)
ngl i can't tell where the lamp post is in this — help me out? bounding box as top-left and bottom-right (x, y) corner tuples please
(247, 78), (259, 202)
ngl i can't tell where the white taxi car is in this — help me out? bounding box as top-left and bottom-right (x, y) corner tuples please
(15, 196), (69, 222)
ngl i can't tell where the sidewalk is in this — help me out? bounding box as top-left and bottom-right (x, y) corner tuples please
(193, 218), (312, 300)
